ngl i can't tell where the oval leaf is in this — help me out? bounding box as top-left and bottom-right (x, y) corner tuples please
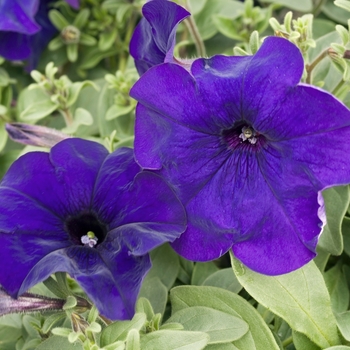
(231, 256), (340, 348)
(167, 306), (248, 344)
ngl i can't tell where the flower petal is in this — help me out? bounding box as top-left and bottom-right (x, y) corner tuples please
(241, 37), (304, 125)
(73, 244), (151, 320)
(130, 0), (190, 75)
(91, 147), (187, 254)
(0, 139), (108, 218)
(0, 233), (69, 297)
(0, 0), (39, 34)
(134, 104), (230, 203)
(173, 147), (319, 274)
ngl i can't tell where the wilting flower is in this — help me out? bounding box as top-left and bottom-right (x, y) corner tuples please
(6, 122), (70, 148)
(0, 0), (79, 69)
(0, 138), (186, 320)
(130, 36), (350, 275)
(129, 0), (190, 76)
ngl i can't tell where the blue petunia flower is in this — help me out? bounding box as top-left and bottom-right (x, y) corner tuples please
(0, 138), (186, 320)
(129, 0), (190, 76)
(0, 0), (79, 69)
(130, 36), (350, 275)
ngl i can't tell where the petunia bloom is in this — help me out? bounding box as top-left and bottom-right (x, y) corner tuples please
(129, 0), (190, 76)
(0, 138), (186, 320)
(130, 36), (350, 275)
(0, 0), (79, 69)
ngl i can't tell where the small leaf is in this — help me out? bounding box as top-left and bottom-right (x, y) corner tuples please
(20, 99), (58, 122)
(49, 10), (70, 30)
(293, 331), (321, 350)
(191, 262), (219, 286)
(80, 33), (97, 46)
(100, 313), (146, 346)
(67, 81), (96, 107)
(106, 104), (135, 121)
(140, 330), (209, 350)
(260, 0), (312, 11)
(67, 44), (78, 62)
(99, 30), (117, 51)
(73, 8), (90, 29)
(61, 108), (93, 134)
(126, 329), (140, 350)
(36, 335), (83, 350)
(167, 306), (248, 344)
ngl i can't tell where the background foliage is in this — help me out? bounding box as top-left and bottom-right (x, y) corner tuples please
(2, 0), (350, 349)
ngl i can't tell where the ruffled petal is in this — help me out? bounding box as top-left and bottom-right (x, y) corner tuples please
(0, 233), (69, 297)
(242, 37), (304, 125)
(0, 0), (39, 34)
(134, 104), (230, 203)
(0, 139), (108, 218)
(64, 243), (150, 320)
(173, 146), (319, 274)
(130, 0), (189, 75)
(91, 147), (186, 254)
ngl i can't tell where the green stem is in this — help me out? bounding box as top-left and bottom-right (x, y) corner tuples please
(282, 335), (293, 348)
(183, 0), (206, 57)
(305, 48), (329, 84)
(60, 108), (73, 127)
(119, 12), (137, 72)
(332, 79), (345, 96)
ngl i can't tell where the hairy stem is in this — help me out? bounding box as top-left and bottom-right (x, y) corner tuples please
(305, 49), (329, 84)
(183, 0), (206, 57)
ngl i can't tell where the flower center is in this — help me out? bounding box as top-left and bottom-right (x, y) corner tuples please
(239, 126), (257, 144)
(221, 123), (263, 150)
(65, 212), (107, 248)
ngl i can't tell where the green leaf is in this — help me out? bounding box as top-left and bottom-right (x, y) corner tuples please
(49, 10), (69, 30)
(324, 347), (350, 350)
(0, 315), (22, 349)
(167, 306), (248, 344)
(194, 0), (244, 40)
(36, 335), (83, 350)
(202, 268), (242, 294)
(259, 0), (312, 11)
(73, 8), (90, 29)
(170, 286), (279, 350)
(336, 311), (350, 341)
(67, 81), (96, 107)
(231, 256), (340, 348)
(99, 30), (118, 51)
(293, 331), (321, 350)
(322, 1), (349, 25)
(67, 44), (78, 62)
(212, 15), (243, 40)
(20, 98), (58, 122)
(318, 186), (350, 255)
(61, 108), (93, 134)
(192, 262), (219, 286)
(140, 330), (209, 350)
(147, 244), (180, 290)
(48, 36), (64, 51)
(42, 313), (67, 334)
(205, 344), (239, 350)
(105, 104), (135, 121)
(138, 277), (168, 316)
(334, 0), (350, 12)
(80, 33), (97, 46)
(343, 217), (350, 256)
(126, 329), (140, 350)
(135, 298), (155, 321)
(100, 313), (146, 347)
(0, 120), (8, 152)
(79, 47), (119, 70)
(324, 264), (349, 313)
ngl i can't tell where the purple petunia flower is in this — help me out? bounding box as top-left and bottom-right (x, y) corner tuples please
(0, 138), (186, 320)
(0, 0), (79, 69)
(129, 0), (190, 76)
(130, 36), (350, 275)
